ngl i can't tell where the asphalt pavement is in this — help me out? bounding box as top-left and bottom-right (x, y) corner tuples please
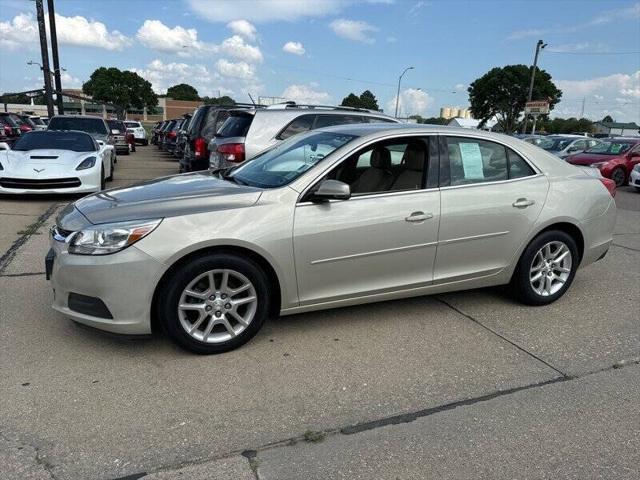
(1, 146), (638, 479)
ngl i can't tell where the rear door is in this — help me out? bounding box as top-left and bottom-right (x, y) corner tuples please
(435, 135), (548, 283)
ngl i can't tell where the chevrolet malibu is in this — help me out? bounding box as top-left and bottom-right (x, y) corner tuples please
(48, 125), (617, 354)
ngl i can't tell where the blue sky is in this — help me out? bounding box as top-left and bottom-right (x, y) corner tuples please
(1, 0), (639, 121)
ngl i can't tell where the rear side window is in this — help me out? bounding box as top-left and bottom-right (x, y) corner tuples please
(278, 114), (315, 140)
(444, 137), (534, 186)
(217, 114), (253, 138)
(364, 116), (397, 123)
(313, 114), (363, 129)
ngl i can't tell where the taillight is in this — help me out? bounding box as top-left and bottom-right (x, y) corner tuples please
(194, 137), (207, 158)
(217, 143), (245, 163)
(3, 125), (11, 135)
(167, 131), (177, 139)
(600, 178), (616, 197)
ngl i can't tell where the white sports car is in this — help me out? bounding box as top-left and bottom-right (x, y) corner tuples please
(0, 130), (114, 194)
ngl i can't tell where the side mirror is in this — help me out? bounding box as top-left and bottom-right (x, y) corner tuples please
(567, 146), (578, 153)
(310, 179), (351, 202)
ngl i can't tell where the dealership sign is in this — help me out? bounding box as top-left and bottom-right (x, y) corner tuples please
(525, 101), (550, 115)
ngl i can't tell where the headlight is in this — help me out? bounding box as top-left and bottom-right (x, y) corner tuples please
(76, 156), (97, 170)
(68, 219), (162, 255)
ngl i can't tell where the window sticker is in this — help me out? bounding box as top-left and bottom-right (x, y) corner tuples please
(610, 143), (623, 154)
(459, 142), (485, 179)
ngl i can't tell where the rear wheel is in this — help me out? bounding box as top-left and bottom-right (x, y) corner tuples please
(611, 167), (626, 187)
(159, 253), (270, 354)
(99, 166), (106, 191)
(510, 230), (579, 306)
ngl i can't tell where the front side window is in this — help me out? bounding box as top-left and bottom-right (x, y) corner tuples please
(228, 131), (356, 188)
(444, 137), (534, 186)
(325, 138), (431, 195)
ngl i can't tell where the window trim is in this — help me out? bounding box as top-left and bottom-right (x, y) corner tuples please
(297, 134), (439, 204)
(439, 134), (540, 188)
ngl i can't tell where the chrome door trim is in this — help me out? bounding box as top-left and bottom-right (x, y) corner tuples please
(438, 230), (509, 246)
(310, 241), (438, 265)
(439, 173), (545, 191)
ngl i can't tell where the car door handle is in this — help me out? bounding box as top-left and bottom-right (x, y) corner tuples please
(512, 198), (535, 208)
(405, 212), (433, 222)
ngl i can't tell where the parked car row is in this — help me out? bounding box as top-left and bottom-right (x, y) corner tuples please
(151, 102), (400, 173)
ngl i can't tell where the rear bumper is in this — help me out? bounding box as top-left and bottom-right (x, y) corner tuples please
(581, 198), (617, 267)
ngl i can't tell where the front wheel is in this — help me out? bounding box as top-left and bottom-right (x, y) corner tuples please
(106, 159), (114, 181)
(610, 167), (626, 187)
(99, 166), (106, 191)
(158, 253), (270, 354)
(510, 230), (579, 306)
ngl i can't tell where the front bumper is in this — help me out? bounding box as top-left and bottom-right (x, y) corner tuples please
(0, 169), (101, 195)
(629, 169), (640, 188)
(48, 238), (165, 335)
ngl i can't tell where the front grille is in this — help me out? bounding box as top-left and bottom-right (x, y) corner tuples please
(0, 177), (81, 189)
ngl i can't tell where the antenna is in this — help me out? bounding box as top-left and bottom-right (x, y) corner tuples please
(247, 93), (256, 106)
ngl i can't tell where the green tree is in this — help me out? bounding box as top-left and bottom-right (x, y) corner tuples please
(601, 115), (614, 123)
(83, 67), (157, 119)
(166, 83), (199, 101)
(341, 90), (380, 110)
(468, 64), (562, 134)
(0, 92), (31, 103)
(202, 95), (236, 105)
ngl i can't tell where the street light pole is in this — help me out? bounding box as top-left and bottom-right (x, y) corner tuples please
(394, 66), (414, 118)
(35, 0), (55, 118)
(47, 0), (64, 114)
(523, 39), (546, 134)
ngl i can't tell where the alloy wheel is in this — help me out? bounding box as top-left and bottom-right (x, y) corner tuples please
(529, 241), (572, 297)
(178, 269), (257, 343)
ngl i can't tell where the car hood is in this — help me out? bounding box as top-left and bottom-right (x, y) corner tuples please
(566, 152), (618, 165)
(57, 171), (263, 229)
(1, 149), (96, 176)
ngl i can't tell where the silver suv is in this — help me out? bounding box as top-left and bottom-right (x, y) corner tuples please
(208, 103), (399, 169)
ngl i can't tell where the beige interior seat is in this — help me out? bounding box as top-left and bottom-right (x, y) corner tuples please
(390, 143), (425, 190)
(351, 147), (394, 193)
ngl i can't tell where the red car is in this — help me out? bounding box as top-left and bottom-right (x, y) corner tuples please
(566, 138), (640, 186)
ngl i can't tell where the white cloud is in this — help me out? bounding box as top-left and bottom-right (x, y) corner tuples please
(219, 35), (263, 62)
(129, 59), (221, 96)
(386, 88), (433, 116)
(0, 12), (130, 51)
(136, 20), (213, 55)
(0, 13), (38, 50)
(554, 71), (640, 122)
(281, 84), (331, 104)
(215, 59), (256, 80)
(226, 20), (257, 41)
(508, 2), (640, 39)
(282, 41), (305, 55)
(60, 71), (82, 88)
(454, 83), (466, 91)
(187, 0), (346, 22)
(329, 18), (377, 43)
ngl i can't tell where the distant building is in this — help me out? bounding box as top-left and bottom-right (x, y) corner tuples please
(440, 106), (472, 120)
(593, 121), (639, 137)
(448, 117), (497, 131)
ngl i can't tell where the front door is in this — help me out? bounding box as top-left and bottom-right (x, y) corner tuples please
(293, 136), (440, 305)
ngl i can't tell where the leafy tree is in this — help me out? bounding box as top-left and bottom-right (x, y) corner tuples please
(202, 95), (236, 105)
(341, 90), (380, 110)
(358, 90), (379, 110)
(1, 92), (31, 103)
(601, 115), (614, 123)
(468, 64), (562, 134)
(166, 83), (199, 101)
(83, 67), (157, 119)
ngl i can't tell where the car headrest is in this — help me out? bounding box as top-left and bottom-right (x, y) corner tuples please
(370, 147), (391, 169)
(402, 143), (425, 171)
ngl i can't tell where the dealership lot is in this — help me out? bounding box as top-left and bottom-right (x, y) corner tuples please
(1, 146), (639, 479)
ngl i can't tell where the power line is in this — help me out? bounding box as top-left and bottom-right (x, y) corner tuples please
(546, 50), (640, 55)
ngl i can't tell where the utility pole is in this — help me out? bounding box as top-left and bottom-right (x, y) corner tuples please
(523, 39), (546, 134)
(35, 0), (54, 118)
(395, 66), (414, 118)
(580, 97), (585, 118)
(47, 0), (64, 114)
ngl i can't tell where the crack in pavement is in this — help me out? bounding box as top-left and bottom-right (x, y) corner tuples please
(0, 203), (60, 275)
(612, 243), (640, 252)
(435, 297), (569, 378)
(0, 271), (46, 278)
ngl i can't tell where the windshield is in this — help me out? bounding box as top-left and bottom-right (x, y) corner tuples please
(48, 117), (108, 135)
(124, 122), (140, 128)
(585, 141), (634, 155)
(12, 131), (95, 152)
(538, 137), (573, 151)
(229, 131), (356, 188)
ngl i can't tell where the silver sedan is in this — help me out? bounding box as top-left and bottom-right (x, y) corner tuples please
(48, 124), (617, 354)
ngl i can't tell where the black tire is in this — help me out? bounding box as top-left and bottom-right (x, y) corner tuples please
(635, 187), (640, 193)
(143, 139), (148, 146)
(131, 145), (136, 152)
(99, 166), (106, 190)
(106, 159), (114, 181)
(510, 230), (579, 306)
(158, 253), (270, 354)
(611, 167), (626, 187)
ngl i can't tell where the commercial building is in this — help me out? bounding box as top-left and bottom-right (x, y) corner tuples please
(440, 106), (473, 120)
(593, 121), (639, 137)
